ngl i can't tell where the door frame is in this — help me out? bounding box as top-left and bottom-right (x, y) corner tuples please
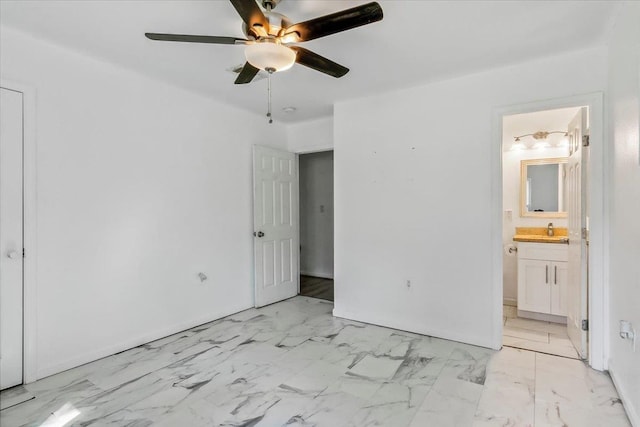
(292, 146), (335, 296)
(1, 79), (38, 383)
(491, 92), (606, 371)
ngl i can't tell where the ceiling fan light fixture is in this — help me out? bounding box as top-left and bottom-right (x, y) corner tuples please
(245, 41), (296, 72)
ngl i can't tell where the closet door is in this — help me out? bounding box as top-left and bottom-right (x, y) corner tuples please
(0, 87), (24, 389)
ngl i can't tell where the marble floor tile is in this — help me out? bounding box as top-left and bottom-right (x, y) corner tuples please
(502, 311), (580, 359)
(0, 386), (35, 411)
(548, 332), (579, 350)
(348, 354), (404, 380)
(323, 374), (383, 401)
(1, 378), (104, 426)
(505, 317), (567, 335)
(503, 305), (518, 319)
(503, 325), (549, 343)
(291, 390), (367, 427)
(534, 353), (631, 427)
(347, 380), (432, 426)
(439, 345), (493, 385)
(0, 296), (631, 427)
(503, 335), (579, 359)
(410, 376), (484, 427)
(473, 348), (535, 426)
(392, 352), (447, 389)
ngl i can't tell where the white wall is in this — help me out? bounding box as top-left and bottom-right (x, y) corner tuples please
(0, 27), (288, 379)
(299, 151), (334, 278)
(333, 47), (607, 349)
(287, 116), (334, 153)
(502, 146), (569, 303)
(606, 3), (640, 425)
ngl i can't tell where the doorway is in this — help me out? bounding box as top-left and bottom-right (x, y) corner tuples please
(500, 106), (589, 360)
(1, 87), (24, 390)
(298, 151), (334, 302)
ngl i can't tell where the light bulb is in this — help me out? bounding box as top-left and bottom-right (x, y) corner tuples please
(245, 41), (296, 72)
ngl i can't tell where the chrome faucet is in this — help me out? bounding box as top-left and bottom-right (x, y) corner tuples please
(547, 222), (554, 236)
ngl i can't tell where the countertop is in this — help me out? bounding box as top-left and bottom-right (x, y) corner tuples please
(513, 226), (569, 244)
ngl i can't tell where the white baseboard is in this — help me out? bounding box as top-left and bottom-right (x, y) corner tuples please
(503, 298), (517, 307)
(35, 302), (252, 380)
(608, 360), (639, 427)
(300, 270), (334, 279)
(332, 307), (495, 350)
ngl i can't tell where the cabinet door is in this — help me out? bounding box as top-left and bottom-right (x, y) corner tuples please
(518, 259), (551, 314)
(551, 261), (568, 316)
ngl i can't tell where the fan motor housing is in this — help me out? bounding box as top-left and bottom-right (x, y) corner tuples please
(243, 11), (292, 39)
(262, 0), (282, 9)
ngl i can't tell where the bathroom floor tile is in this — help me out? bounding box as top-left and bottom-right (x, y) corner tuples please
(503, 305), (518, 319)
(503, 335), (579, 359)
(503, 325), (549, 343)
(502, 309), (580, 359)
(505, 317), (567, 335)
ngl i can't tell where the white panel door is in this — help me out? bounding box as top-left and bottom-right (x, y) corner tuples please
(0, 87), (24, 389)
(253, 146), (298, 307)
(566, 107), (588, 359)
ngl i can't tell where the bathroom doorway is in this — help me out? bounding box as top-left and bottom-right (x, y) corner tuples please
(500, 105), (590, 360)
(298, 150), (334, 302)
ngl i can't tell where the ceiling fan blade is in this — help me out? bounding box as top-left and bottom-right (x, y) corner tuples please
(234, 62), (260, 84)
(284, 2), (383, 43)
(290, 47), (349, 78)
(145, 33), (248, 45)
(229, 0), (269, 36)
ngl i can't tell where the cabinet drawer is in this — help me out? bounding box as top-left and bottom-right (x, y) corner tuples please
(517, 242), (568, 262)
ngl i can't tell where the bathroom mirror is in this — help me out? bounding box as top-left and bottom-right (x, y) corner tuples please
(520, 157), (568, 218)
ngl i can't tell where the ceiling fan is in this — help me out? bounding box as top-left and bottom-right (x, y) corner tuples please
(145, 0), (384, 85)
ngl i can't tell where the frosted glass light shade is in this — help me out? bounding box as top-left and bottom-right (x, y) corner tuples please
(245, 42), (296, 72)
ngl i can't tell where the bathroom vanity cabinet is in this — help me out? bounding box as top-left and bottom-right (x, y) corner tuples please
(517, 242), (568, 317)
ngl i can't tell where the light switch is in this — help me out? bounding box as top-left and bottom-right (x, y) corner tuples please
(504, 209), (513, 221)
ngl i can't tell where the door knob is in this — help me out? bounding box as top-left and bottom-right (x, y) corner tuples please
(7, 250), (19, 259)
(253, 231), (265, 238)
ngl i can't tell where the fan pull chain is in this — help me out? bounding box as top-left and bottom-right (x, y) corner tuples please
(266, 67), (275, 124)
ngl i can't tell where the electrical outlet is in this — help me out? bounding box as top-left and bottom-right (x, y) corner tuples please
(406, 280), (411, 289)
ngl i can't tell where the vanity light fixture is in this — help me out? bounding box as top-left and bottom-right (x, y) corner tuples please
(513, 130), (569, 150)
(514, 131), (568, 143)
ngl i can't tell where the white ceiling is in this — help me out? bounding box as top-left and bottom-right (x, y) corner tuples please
(0, 1), (618, 123)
